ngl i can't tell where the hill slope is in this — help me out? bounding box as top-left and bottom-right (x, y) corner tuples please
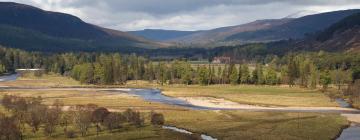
(0, 2), (165, 52)
(128, 29), (201, 41)
(170, 18), (292, 47)
(167, 9), (360, 47)
(294, 12), (360, 52)
(226, 9), (360, 43)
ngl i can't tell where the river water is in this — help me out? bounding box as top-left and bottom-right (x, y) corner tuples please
(0, 73), (18, 82)
(335, 98), (360, 140)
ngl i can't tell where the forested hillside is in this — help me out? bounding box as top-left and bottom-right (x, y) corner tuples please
(291, 12), (360, 52)
(0, 2), (165, 52)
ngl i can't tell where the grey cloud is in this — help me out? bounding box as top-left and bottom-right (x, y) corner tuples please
(1, 0), (360, 31)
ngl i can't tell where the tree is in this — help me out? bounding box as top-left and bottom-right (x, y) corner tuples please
(43, 108), (61, 136)
(320, 71), (332, 91)
(181, 62), (192, 85)
(265, 68), (278, 85)
(103, 113), (125, 132)
(26, 104), (47, 133)
(156, 62), (167, 85)
(112, 53), (124, 84)
(1, 95), (13, 110)
(287, 54), (299, 87)
(352, 68), (360, 82)
(0, 63), (6, 74)
(309, 63), (318, 89)
(344, 80), (360, 108)
(94, 63), (105, 84)
(92, 107), (110, 134)
(229, 65), (239, 85)
(252, 64), (264, 84)
(60, 112), (72, 134)
(123, 109), (144, 127)
(197, 66), (209, 85)
(73, 106), (92, 136)
(240, 64), (250, 84)
(0, 114), (22, 140)
(150, 112), (165, 125)
(217, 66), (222, 84)
(299, 59), (311, 87)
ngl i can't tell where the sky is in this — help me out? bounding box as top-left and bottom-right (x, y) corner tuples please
(2, 0), (360, 31)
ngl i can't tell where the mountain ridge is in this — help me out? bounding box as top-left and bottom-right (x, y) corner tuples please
(0, 2), (166, 52)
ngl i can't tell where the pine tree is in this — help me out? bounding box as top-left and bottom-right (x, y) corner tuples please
(287, 55), (298, 87)
(309, 63), (318, 89)
(197, 66), (209, 85)
(320, 71), (332, 91)
(265, 68), (277, 85)
(240, 64), (250, 84)
(230, 65), (239, 85)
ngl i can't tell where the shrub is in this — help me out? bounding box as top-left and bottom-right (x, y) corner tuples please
(150, 112), (165, 125)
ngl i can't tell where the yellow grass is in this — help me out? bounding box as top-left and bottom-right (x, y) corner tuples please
(1, 72), (82, 87)
(0, 74), (349, 140)
(0, 90), (182, 111)
(163, 110), (348, 140)
(159, 85), (338, 107)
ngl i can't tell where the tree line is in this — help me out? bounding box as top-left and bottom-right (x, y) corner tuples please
(0, 46), (359, 89)
(0, 95), (165, 139)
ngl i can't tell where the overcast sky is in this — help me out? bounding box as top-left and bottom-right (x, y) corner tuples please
(2, 0), (360, 31)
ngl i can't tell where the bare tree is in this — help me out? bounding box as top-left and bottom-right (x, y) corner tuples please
(73, 105), (93, 136)
(43, 107), (61, 136)
(26, 104), (47, 133)
(103, 112), (126, 132)
(0, 113), (22, 140)
(60, 112), (72, 134)
(92, 107), (110, 135)
(150, 112), (165, 125)
(123, 109), (144, 127)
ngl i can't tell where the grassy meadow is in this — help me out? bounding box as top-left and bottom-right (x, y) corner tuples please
(0, 73), (349, 140)
(159, 85), (338, 107)
(163, 110), (348, 140)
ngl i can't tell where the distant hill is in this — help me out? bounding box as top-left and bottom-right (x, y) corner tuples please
(0, 2), (166, 52)
(128, 29), (201, 41)
(166, 9), (360, 47)
(226, 9), (360, 42)
(170, 18), (292, 47)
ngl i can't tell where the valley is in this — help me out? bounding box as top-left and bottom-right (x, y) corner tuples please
(0, 72), (357, 140)
(0, 1), (359, 140)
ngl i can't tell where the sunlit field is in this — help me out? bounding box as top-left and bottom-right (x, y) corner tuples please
(0, 73), (349, 139)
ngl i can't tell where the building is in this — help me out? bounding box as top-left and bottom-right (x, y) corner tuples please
(212, 57), (231, 64)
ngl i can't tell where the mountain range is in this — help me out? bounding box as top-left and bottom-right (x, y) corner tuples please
(0, 2), (167, 52)
(0, 2), (359, 52)
(130, 9), (360, 48)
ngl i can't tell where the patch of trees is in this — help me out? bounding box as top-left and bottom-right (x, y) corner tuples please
(0, 95), (165, 139)
(344, 80), (360, 109)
